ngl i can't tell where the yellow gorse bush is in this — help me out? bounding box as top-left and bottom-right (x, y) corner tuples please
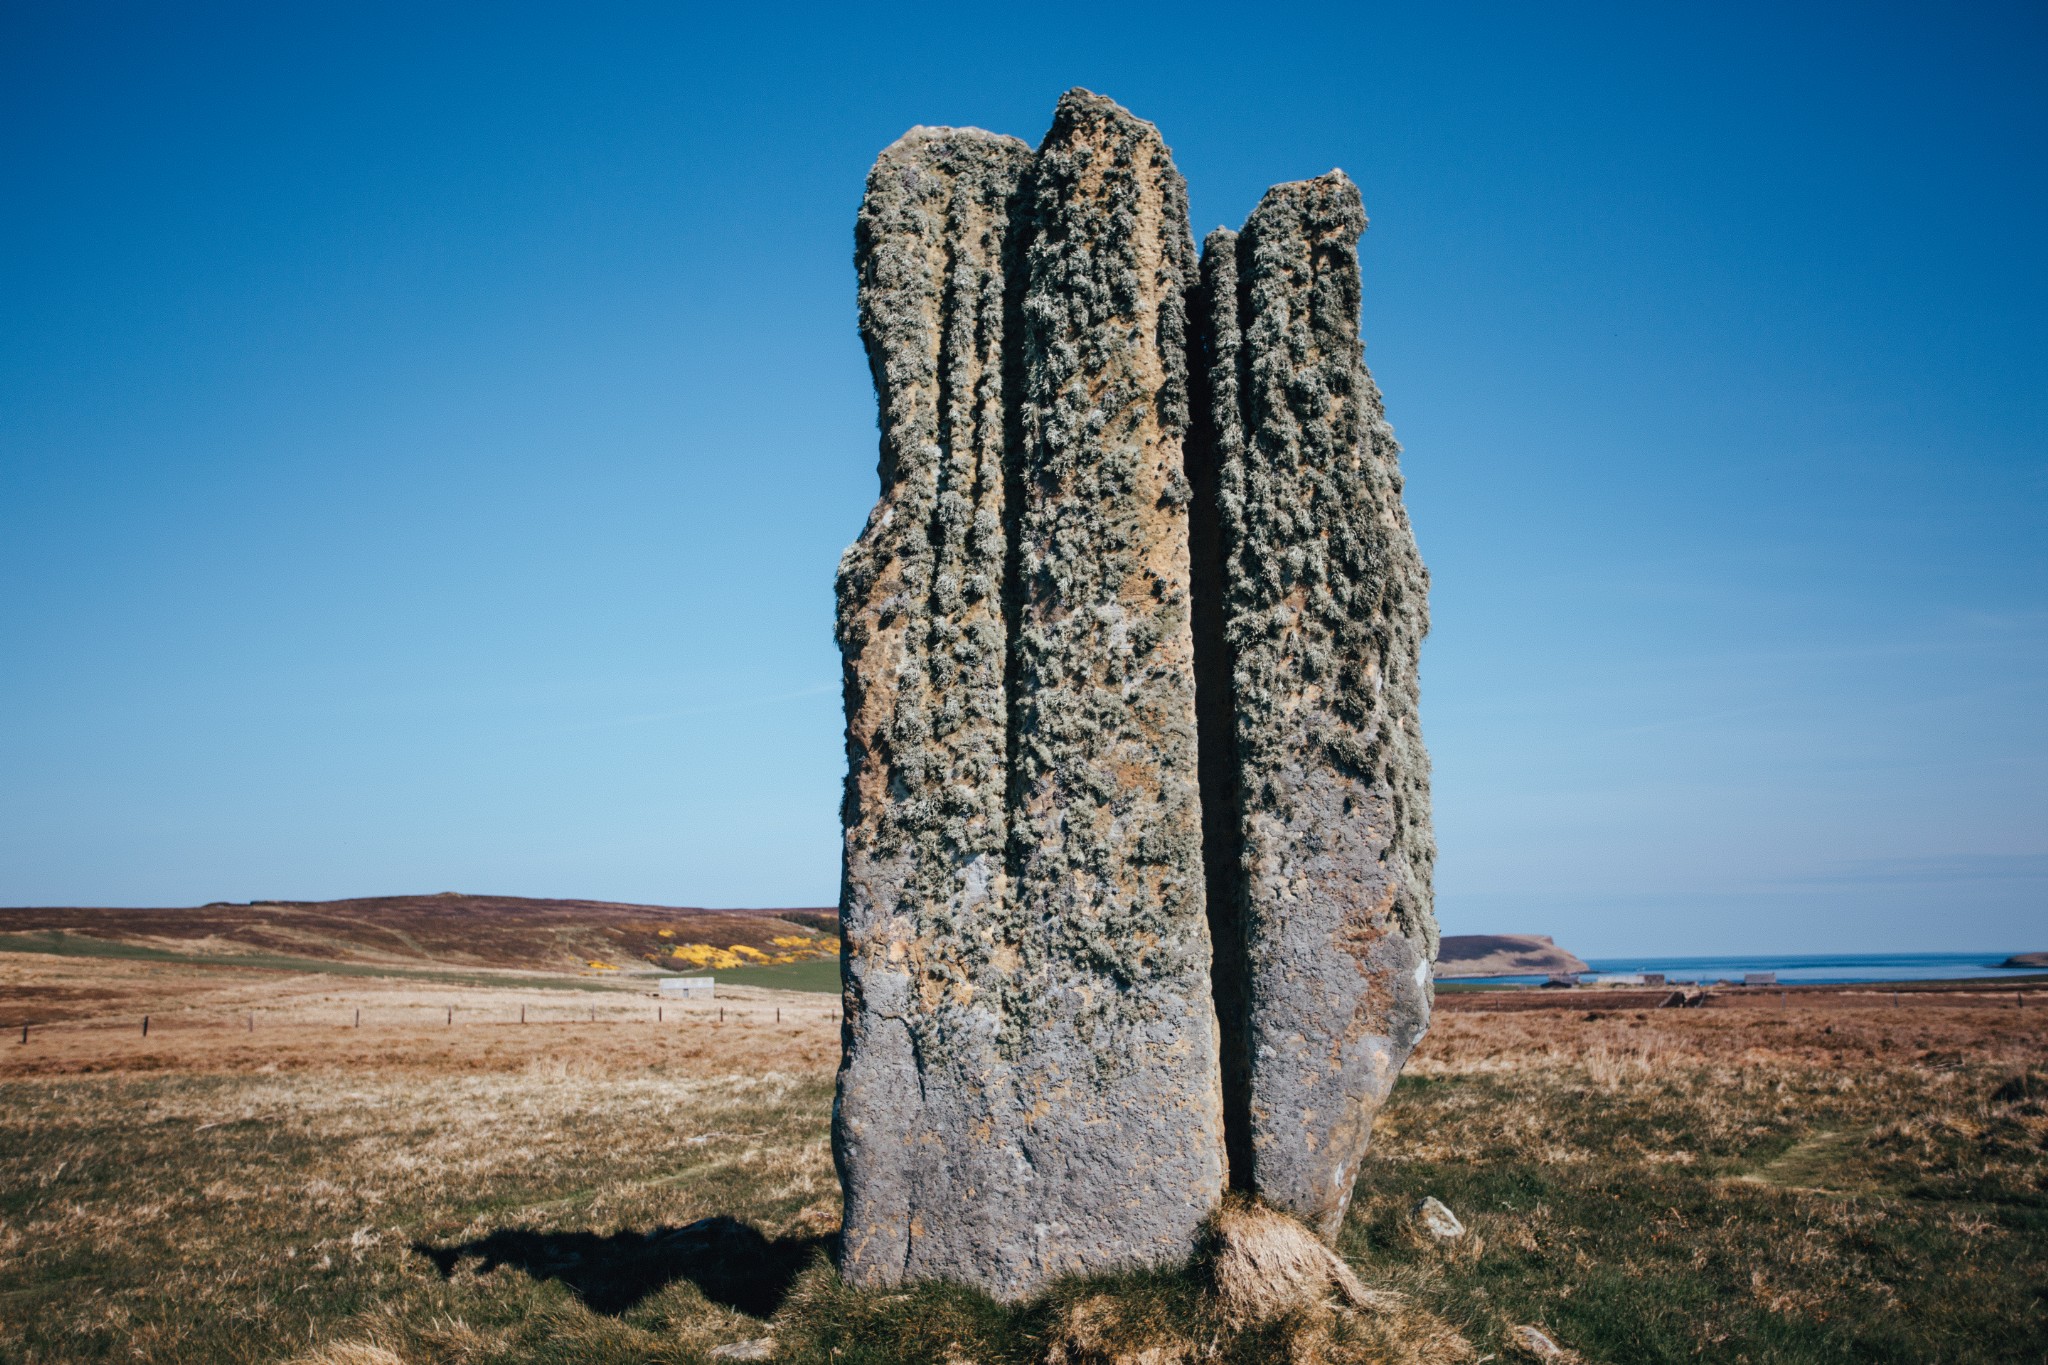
(669, 944), (745, 970)
(663, 936), (842, 970)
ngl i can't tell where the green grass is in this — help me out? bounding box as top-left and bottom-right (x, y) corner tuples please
(704, 959), (843, 995)
(1346, 1069), (2047, 1362)
(2, 1011), (2042, 1363)
(0, 931), (636, 993)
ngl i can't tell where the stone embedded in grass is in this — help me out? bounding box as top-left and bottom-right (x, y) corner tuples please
(834, 120), (1037, 1295)
(835, 88), (1436, 1297)
(1003, 86), (1225, 1288)
(1191, 171), (1435, 1240)
(1412, 1196), (1465, 1241)
(1509, 1324), (1575, 1359)
(835, 91), (1227, 1299)
(707, 1341), (775, 1363)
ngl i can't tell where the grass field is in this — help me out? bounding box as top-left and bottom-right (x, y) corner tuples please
(1, 952), (2042, 1364)
(696, 959), (842, 994)
(0, 930), (637, 993)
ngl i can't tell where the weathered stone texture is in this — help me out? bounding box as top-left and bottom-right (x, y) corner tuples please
(834, 95), (1435, 1296)
(1003, 89), (1225, 1279)
(834, 95), (1227, 1299)
(1198, 172), (1436, 1240)
(833, 125), (1036, 1290)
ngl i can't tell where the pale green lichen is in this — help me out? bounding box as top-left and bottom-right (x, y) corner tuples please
(1196, 171), (1437, 1238)
(1008, 89), (1210, 1031)
(834, 124), (1035, 1289)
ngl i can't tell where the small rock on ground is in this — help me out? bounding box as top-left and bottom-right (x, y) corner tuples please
(1413, 1196), (1465, 1240)
(709, 1340), (775, 1362)
(1509, 1324), (1574, 1359)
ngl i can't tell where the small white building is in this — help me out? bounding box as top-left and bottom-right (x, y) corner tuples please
(1743, 972), (1778, 986)
(659, 976), (716, 999)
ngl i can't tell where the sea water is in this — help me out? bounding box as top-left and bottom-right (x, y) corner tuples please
(1456, 951), (2039, 987)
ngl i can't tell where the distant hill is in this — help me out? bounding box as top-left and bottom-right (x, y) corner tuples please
(1, 898), (1594, 987)
(0, 893), (839, 974)
(1999, 952), (2048, 969)
(1435, 934), (1589, 979)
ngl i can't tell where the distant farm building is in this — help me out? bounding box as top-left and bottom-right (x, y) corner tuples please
(659, 976), (716, 999)
(1744, 972), (1778, 986)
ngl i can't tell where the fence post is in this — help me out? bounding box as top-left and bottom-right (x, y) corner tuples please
(447, 1007), (453, 1026)
(19, 1025), (26, 1044)
(776, 1007), (781, 1023)
(142, 1015), (149, 1037)
(719, 1006), (725, 1024)
(355, 1008), (361, 1028)
(658, 1005), (663, 1022)
(520, 1004), (526, 1024)
(247, 1014), (254, 1033)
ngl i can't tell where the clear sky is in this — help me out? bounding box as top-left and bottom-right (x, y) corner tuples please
(3, 2), (2042, 955)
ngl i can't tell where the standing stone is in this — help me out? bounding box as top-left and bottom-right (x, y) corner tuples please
(1002, 88), (1225, 1284)
(834, 94), (1434, 1296)
(833, 125), (1035, 1290)
(1193, 172), (1436, 1240)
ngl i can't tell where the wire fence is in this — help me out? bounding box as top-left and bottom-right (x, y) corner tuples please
(8, 997), (843, 1044)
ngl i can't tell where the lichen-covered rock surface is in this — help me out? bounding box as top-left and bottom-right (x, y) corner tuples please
(833, 123), (1036, 1291)
(1195, 172), (1435, 1239)
(1003, 89), (1224, 1280)
(835, 92), (1435, 1298)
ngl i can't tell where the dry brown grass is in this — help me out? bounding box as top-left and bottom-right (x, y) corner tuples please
(1, 953), (2042, 1364)
(1201, 1198), (1382, 1325)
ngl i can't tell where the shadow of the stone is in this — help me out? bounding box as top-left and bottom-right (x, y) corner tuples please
(412, 1215), (830, 1317)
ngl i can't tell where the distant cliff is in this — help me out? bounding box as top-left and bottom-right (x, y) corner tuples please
(1434, 934), (1589, 979)
(1999, 952), (2048, 969)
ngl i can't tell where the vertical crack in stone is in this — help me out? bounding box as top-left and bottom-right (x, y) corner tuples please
(1005, 88), (1225, 1282)
(1213, 171), (1437, 1241)
(1186, 227), (1252, 1191)
(834, 125), (1035, 1290)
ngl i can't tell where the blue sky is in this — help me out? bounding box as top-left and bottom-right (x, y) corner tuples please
(2, 1), (2041, 955)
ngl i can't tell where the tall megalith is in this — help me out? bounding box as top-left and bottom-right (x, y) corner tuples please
(1192, 174), (1436, 1240)
(835, 92), (1434, 1298)
(834, 125), (1035, 1290)
(1004, 89), (1225, 1281)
